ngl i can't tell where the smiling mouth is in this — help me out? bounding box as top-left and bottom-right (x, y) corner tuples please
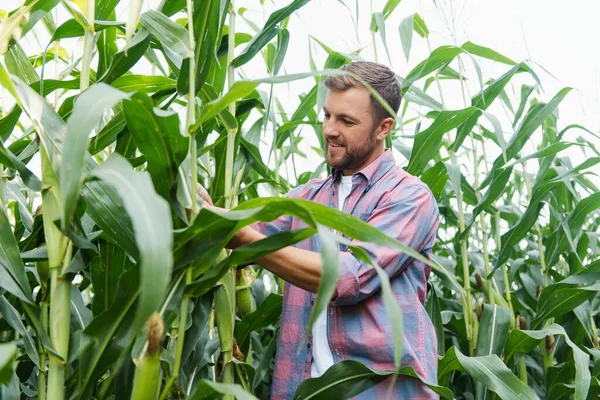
(328, 142), (344, 148)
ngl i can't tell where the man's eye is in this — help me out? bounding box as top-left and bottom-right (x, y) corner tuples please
(342, 119), (354, 125)
(324, 114), (330, 119)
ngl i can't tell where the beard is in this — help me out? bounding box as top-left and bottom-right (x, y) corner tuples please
(325, 131), (378, 172)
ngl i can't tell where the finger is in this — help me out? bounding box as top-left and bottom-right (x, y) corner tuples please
(196, 184), (214, 206)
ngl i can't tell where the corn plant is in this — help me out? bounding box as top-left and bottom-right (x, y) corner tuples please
(0, 0), (599, 399)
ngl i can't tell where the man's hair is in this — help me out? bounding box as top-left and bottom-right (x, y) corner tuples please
(324, 61), (401, 124)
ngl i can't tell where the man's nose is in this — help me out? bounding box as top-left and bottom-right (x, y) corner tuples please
(323, 120), (339, 138)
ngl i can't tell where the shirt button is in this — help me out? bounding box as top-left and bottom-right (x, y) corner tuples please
(307, 342), (311, 349)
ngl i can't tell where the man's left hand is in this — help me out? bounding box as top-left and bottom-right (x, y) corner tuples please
(197, 185), (262, 249)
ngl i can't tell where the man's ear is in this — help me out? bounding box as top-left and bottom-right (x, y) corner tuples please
(375, 117), (395, 141)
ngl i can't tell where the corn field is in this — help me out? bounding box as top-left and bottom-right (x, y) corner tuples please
(0, 0), (599, 399)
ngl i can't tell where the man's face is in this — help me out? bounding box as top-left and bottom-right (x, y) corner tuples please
(322, 87), (383, 175)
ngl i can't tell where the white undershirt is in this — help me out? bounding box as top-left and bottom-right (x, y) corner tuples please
(311, 175), (353, 377)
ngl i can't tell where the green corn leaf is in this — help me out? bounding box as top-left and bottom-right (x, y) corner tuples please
(504, 324), (590, 400)
(5, 43), (38, 85)
(123, 92), (189, 200)
(475, 304), (511, 357)
(48, 19), (121, 43)
(460, 166), (513, 240)
(0, 140), (42, 191)
(403, 46), (463, 91)
(252, 332), (278, 391)
(0, 205), (33, 304)
(190, 380), (258, 400)
(60, 83), (129, 230)
(87, 155), (173, 336)
(0, 343), (17, 386)
(99, 29), (151, 84)
(491, 157), (600, 274)
(140, 10), (191, 68)
(406, 107), (481, 176)
(78, 265), (140, 399)
(0, 297), (39, 367)
(19, 0), (60, 38)
(176, 0), (224, 95)
(373, 12), (393, 65)
(90, 240), (135, 315)
(440, 347), (539, 400)
(88, 111), (126, 155)
(413, 13), (429, 37)
(369, 0), (403, 32)
(233, 0), (310, 67)
(420, 162), (448, 201)
(451, 63), (533, 152)
(545, 192), (600, 268)
(425, 284), (445, 355)
(111, 74), (176, 93)
(96, 0), (120, 19)
(461, 41), (517, 65)
(81, 180), (138, 260)
(193, 70), (345, 127)
(504, 142), (580, 169)
(482, 87), (573, 187)
(533, 281), (600, 329)
(273, 28), (290, 76)
(235, 293), (283, 353)
(292, 360), (453, 400)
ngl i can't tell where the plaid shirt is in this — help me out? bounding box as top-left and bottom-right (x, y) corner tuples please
(254, 149), (440, 399)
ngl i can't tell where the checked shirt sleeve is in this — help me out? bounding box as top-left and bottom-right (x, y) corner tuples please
(333, 183), (439, 306)
(250, 186), (303, 236)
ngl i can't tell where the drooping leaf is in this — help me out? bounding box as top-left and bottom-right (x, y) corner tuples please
(292, 360), (453, 400)
(190, 380), (258, 400)
(504, 324), (590, 400)
(369, 0), (403, 32)
(123, 92), (189, 200)
(99, 29), (151, 83)
(140, 10), (191, 68)
(0, 206), (33, 304)
(0, 297), (39, 367)
(87, 155), (173, 335)
(440, 347), (539, 400)
(81, 180), (138, 259)
(60, 83), (129, 230)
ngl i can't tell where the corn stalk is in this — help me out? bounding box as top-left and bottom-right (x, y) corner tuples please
(158, 1), (197, 397)
(214, 2), (238, 397)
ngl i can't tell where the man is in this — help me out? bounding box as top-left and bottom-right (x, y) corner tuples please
(201, 61), (440, 399)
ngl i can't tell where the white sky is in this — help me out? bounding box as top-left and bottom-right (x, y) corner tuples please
(3, 0), (600, 188)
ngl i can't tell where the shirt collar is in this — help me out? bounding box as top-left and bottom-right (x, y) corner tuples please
(331, 149), (396, 188)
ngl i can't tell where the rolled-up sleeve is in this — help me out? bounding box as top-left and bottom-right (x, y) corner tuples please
(250, 186), (302, 236)
(333, 184), (439, 306)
